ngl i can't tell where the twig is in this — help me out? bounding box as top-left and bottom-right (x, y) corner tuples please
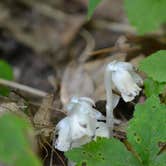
(79, 29), (95, 63)
(92, 20), (136, 34)
(87, 45), (140, 57)
(50, 130), (56, 166)
(42, 137), (66, 166)
(0, 95), (67, 115)
(0, 78), (47, 98)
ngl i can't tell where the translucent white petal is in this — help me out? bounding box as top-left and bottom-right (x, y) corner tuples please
(69, 112), (96, 139)
(79, 97), (95, 106)
(54, 117), (72, 152)
(112, 94), (120, 109)
(107, 61), (133, 72)
(95, 122), (110, 139)
(94, 110), (106, 121)
(130, 71), (143, 86)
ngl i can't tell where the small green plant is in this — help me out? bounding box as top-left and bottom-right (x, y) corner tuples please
(139, 50), (166, 83)
(0, 60), (13, 96)
(144, 78), (165, 97)
(88, 0), (166, 34)
(139, 50), (166, 98)
(0, 113), (41, 166)
(65, 50), (166, 166)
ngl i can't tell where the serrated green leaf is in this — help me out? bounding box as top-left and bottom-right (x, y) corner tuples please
(144, 78), (165, 97)
(0, 60), (14, 96)
(127, 96), (166, 165)
(124, 0), (166, 34)
(0, 113), (41, 166)
(65, 138), (140, 166)
(139, 50), (166, 83)
(87, 0), (101, 19)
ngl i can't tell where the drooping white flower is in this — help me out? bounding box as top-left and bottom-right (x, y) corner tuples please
(106, 60), (143, 102)
(104, 60), (143, 130)
(54, 97), (102, 152)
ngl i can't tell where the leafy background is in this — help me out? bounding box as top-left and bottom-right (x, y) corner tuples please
(88, 0), (166, 34)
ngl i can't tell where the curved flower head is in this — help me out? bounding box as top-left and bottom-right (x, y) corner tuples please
(55, 96), (102, 151)
(106, 61), (143, 102)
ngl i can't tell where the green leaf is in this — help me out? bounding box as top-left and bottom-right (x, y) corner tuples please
(144, 78), (165, 97)
(65, 138), (140, 166)
(0, 60), (14, 96)
(0, 113), (41, 166)
(124, 0), (166, 34)
(127, 96), (166, 165)
(139, 50), (166, 83)
(87, 0), (101, 19)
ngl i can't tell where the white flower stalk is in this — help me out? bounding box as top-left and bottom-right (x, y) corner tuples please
(105, 60), (143, 129)
(105, 68), (120, 131)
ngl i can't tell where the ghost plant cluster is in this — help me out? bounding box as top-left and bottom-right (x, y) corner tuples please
(54, 61), (143, 154)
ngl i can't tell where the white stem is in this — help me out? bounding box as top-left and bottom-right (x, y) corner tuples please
(104, 68), (114, 134)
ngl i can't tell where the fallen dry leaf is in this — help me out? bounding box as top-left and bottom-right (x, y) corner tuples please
(60, 62), (95, 106)
(33, 94), (54, 137)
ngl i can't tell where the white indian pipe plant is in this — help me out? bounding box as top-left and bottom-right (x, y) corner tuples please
(54, 97), (111, 152)
(54, 61), (143, 166)
(105, 60), (143, 130)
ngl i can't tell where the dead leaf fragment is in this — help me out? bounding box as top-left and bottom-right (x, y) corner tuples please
(61, 62), (95, 106)
(33, 94), (54, 137)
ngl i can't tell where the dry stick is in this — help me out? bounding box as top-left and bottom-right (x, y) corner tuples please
(87, 45), (140, 57)
(38, 137), (49, 163)
(0, 94), (67, 116)
(92, 20), (136, 34)
(42, 137), (66, 166)
(49, 135), (54, 166)
(50, 130), (57, 166)
(78, 29), (95, 63)
(0, 78), (47, 98)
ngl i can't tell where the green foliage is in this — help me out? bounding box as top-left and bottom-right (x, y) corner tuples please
(139, 50), (166, 83)
(88, 0), (166, 34)
(144, 78), (165, 97)
(65, 138), (140, 166)
(127, 95), (166, 166)
(0, 113), (41, 166)
(65, 96), (166, 166)
(87, 0), (101, 19)
(0, 60), (14, 96)
(124, 0), (166, 34)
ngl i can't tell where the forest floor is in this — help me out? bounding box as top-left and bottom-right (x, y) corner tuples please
(0, 0), (166, 165)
